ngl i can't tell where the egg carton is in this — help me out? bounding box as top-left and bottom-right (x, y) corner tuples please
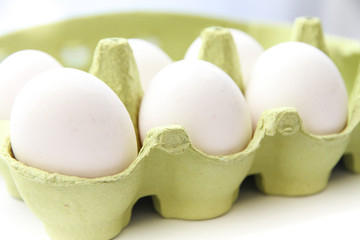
(1, 12), (360, 240)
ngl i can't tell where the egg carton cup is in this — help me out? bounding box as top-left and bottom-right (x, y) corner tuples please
(0, 13), (360, 240)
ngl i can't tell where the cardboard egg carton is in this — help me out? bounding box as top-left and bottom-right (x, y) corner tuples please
(1, 13), (360, 240)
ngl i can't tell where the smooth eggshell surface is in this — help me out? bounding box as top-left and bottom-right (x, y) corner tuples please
(139, 60), (252, 156)
(128, 38), (172, 91)
(245, 41), (348, 135)
(0, 49), (62, 120)
(10, 68), (138, 178)
(184, 28), (264, 88)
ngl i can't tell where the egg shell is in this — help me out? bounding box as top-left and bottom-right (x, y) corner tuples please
(246, 41), (348, 135)
(185, 28), (264, 88)
(128, 38), (172, 91)
(139, 59), (252, 155)
(0, 49), (62, 120)
(0, 13), (360, 240)
(10, 68), (138, 178)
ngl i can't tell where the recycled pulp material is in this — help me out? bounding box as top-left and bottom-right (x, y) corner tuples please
(0, 13), (360, 240)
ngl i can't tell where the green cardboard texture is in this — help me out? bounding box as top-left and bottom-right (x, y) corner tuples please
(0, 121), (20, 199)
(0, 13), (360, 240)
(291, 17), (328, 54)
(1, 126), (255, 240)
(89, 38), (143, 148)
(198, 27), (245, 92)
(249, 108), (351, 195)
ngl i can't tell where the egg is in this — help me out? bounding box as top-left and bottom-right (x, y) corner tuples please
(245, 41), (348, 135)
(0, 49), (62, 120)
(139, 60), (252, 155)
(184, 28), (264, 88)
(10, 68), (138, 178)
(128, 38), (172, 91)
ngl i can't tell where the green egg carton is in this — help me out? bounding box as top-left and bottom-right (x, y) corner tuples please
(1, 12), (360, 240)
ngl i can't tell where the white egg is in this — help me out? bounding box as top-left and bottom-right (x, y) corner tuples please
(0, 49), (62, 120)
(10, 68), (138, 178)
(184, 28), (264, 88)
(128, 38), (172, 91)
(139, 60), (252, 155)
(245, 41), (348, 135)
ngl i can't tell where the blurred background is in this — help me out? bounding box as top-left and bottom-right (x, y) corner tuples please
(0, 0), (359, 39)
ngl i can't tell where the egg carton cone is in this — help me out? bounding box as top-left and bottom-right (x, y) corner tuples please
(0, 13), (360, 240)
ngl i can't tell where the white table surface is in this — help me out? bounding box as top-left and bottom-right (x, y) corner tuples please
(1, 164), (360, 240)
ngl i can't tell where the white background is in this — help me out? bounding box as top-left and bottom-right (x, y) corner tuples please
(1, 1), (360, 239)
